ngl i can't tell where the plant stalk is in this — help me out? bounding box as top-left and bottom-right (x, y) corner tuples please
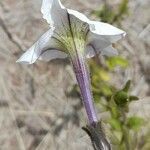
(71, 54), (98, 126)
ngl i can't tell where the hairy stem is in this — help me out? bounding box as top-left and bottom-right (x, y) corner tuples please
(71, 53), (98, 126)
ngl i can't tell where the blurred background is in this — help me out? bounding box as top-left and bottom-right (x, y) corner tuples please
(0, 0), (149, 149)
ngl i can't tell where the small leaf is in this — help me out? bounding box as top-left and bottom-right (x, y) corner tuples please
(101, 84), (112, 96)
(108, 119), (121, 131)
(99, 69), (110, 81)
(129, 96), (139, 101)
(122, 80), (131, 92)
(114, 90), (129, 107)
(127, 116), (144, 131)
(106, 56), (129, 70)
(110, 105), (120, 119)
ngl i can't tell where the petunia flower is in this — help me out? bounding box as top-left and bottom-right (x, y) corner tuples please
(17, 0), (125, 130)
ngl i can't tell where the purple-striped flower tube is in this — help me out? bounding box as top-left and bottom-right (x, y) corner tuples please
(17, 0), (126, 127)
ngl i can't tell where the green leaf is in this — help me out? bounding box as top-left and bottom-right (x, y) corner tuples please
(122, 80), (131, 92)
(101, 84), (113, 96)
(118, 0), (129, 17)
(127, 116), (144, 130)
(92, 0), (129, 24)
(114, 90), (129, 107)
(129, 96), (139, 101)
(98, 69), (110, 81)
(111, 106), (120, 119)
(106, 56), (129, 70)
(108, 118), (121, 131)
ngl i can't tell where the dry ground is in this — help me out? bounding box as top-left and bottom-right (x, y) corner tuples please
(0, 0), (149, 150)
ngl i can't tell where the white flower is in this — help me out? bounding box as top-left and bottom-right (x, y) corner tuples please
(17, 0), (126, 64)
(16, 1), (127, 135)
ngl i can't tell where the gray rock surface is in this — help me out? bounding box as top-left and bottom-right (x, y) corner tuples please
(0, 0), (149, 149)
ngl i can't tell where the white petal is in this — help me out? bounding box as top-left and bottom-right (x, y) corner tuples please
(85, 45), (95, 58)
(66, 9), (120, 58)
(41, 0), (89, 25)
(89, 35), (110, 50)
(41, 0), (67, 27)
(41, 0), (53, 24)
(87, 33), (110, 57)
(85, 44), (118, 58)
(39, 50), (68, 61)
(17, 29), (55, 64)
(101, 46), (118, 56)
(16, 45), (37, 64)
(89, 21), (126, 43)
(67, 9), (89, 23)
